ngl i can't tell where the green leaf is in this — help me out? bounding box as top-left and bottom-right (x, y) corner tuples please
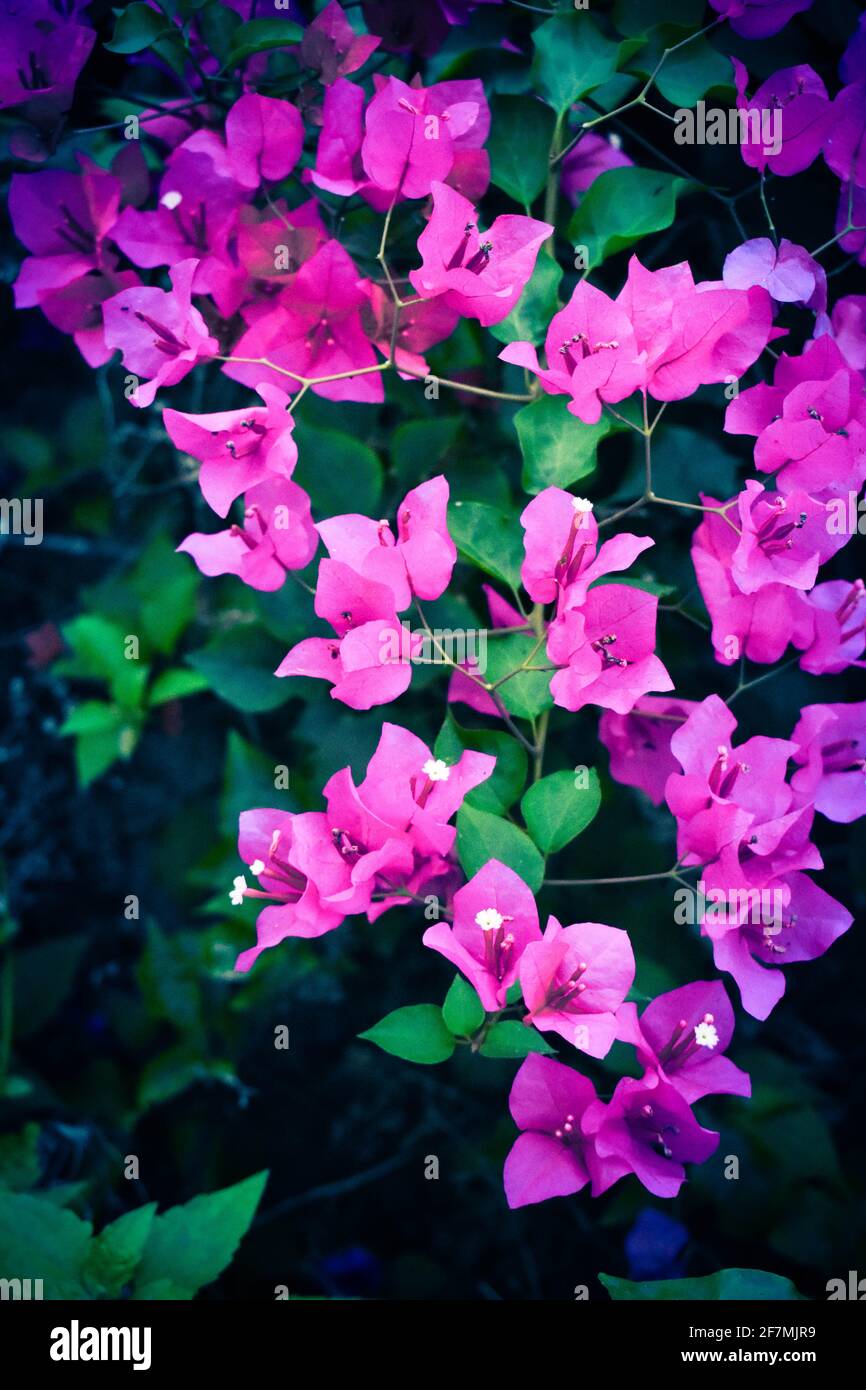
(73, 724), (138, 786)
(224, 17), (303, 67)
(521, 768), (602, 854)
(488, 95), (556, 207)
(293, 422), (382, 518)
(0, 1191), (92, 1299)
(448, 500), (524, 591)
(481, 632), (553, 721)
(489, 255), (563, 348)
(599, 1269), (805, 1301)
(359, 1005), (455, 1064)
(532, 13), (624, 115)
(614, 0), (704, 37)
(83, 1205), (157, 1298)
(653, 39), (734, 108)
(134, 1172), (269, 1297)
(456, 805), (545, 892)
(105, 3), (171, 54)
(0, 1125), (42, 1192)
(435, 713), (528, 814)
(13, 934), (89, 1039)
(442, 976), (485, 1037)
(480, 1022), (555, 1058)
(390, 417), (461, 493)
(187, 627), (290, 713)
(148, 667), (209, 706)
(568, 168), (689, 267)
(59, 700), (123, 736)
(515, 393), (612, 494)
(131, 535), (199, 655)
(221, 729), (287, 838)
(59, 615), (128, 681)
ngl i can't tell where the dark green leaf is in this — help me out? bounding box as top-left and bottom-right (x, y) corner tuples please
(521, 767), (602, 854)
(359, 1005), (456, 1064)
(489, 255), (563, 348)
(456, 805), (545, 892)
(448, 499), (524, 590)
(134, 1172), (268, 1297)
(515, 393), (612, 493)
(532, 14), (624, 114)
(488, 95), (556, 206)
(568, 168), (690, 267)
(105, 3), (171, 54)
(225, 18), (303, 67)
(187, 628), (290, 713)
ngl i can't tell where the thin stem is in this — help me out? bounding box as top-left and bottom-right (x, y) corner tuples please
(544, 866), (683, 887)
(726, 655), (799, 705)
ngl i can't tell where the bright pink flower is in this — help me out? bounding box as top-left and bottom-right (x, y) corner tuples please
(361, 75), (490, 200)
(520, 489), (653, 611)
(164, 383), (297, 517)
(224, 239), (384, 403)
(10, 157), (121, 307)
(799, 578), (866, 673)
(723, 237), (826, 311)
(664, 695), (802, 869)
(277, 619), (420, 710)
(732, 59), (832, 176)
(598, 696), (698, 806)
(500, 280), (643, 425)
(824, 82), (866, 189)
(560, 131), (632, 205)
(361, 282), (460, 376)
(547, 584), (674, 715)
(814, 294), (866, 370)
(409, 181), (552, 328)
(423, 859), (541, 1011)
(223, 93), (304, 191)
(726, 336), (866, 499)
(583, 1076), (719, 1198)
(0, 4), (95, 126)
(178, 475), (317, 591)
(730, 481), (844, 594)
(102, 259), (219, 407)
(299, 1), (380, 84)
(615, 980), (750, 1104)
(317, 475), (457, 604)
(791, 701), (866, 823)
(503, 1055), (598, 1209)
(615, 255), (774, 404)
(309, 78), (393, 210)
(520, 915), (635, 1057)
(700, 854), (852, 1018)
(691, 495), (816, 666)
(233, 809), (357, 971)
(236, 198), (326, 292)
(709, 0), (813, 39)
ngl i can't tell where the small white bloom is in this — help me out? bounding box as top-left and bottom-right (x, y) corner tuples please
(229, 875), (248, 907)
(250, 859), (265, 876)
(572, 496), (593, 513)
(422, 758), (450, 782)
(694, 1021), (719, 1049)
(160, 189), (183, 210)
(475, 907), (505, 932)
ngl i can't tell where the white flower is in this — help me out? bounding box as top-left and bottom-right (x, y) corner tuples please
(475, 907), (505, 932)
(694, 1021), (719, 1049)
(229, 875), (248, 907)
(572, 496), (593, 513)
(422, 758), (450, 782)
(160, 189), (183, 210)
(250, 859), (265, 876)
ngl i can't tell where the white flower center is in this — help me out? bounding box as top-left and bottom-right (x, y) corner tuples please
(160, 189), (183, 210)
(422, 758), (450, 782)
(250, 859), (265, 876)
(475, 907), (505, 932)
(694, 1021), (719, 1049)
(229, 874), (247, 906)
(572, 496), (593, 513)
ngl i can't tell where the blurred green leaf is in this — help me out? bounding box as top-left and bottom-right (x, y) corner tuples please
(600, 1269), (805, 1300)
(133, 1172), (268, 1298)
(187, 627), (290, 713)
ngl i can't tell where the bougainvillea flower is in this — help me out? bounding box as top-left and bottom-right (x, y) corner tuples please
(598, 696), (697, 806)
(561, 131), (632, 205)
(324, 722), (494, 914)
(423, 859), (541, 1011)
(701, 856), (852, 1018)
(691, 496), (817, 667)
(791, 701), (866, 822)
(814, 294), (866, 369)
(10, 157), (121, 306)
(361, 76), (490, 200)
(615, 980), (751, 1104)
(547, 584), (674, 715)
(224, 239), (385, 403)
(520, 488), (653, 610)
(799, 579), (866, 674)
(317, 475), (457, 605)
(723, 237), (826, 311)
(36, 264), (140, 367)
(503, 1055), (598, 1209)
(164, 384), (297, 517)
(178, 476), (317, 591)
(233, 809), (356, 970)
(361, 282), (460, 376)
(409, 181), (551, 328)
(500, 280), (643, 425)
(299, 1), (380, 84)
(236, 198), (327, 294)
(583, 1076), (719, 1198)
(520, 916), (635, 1057)
(709, 0), (813, 39)
(664, 694), (800, 868)
(222, 93), (304, 191)
(727, 342), (866, 499)
(102, 259), (219, 407)
(824, 82), (866, 189)
(730, 481), (843, 594)
(277, 613), (422, 709)
(615, 255), (774, 403)
(0, 4), (95, 124)
(309, 78), (394, 210)
(732, 60), (832, 176)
